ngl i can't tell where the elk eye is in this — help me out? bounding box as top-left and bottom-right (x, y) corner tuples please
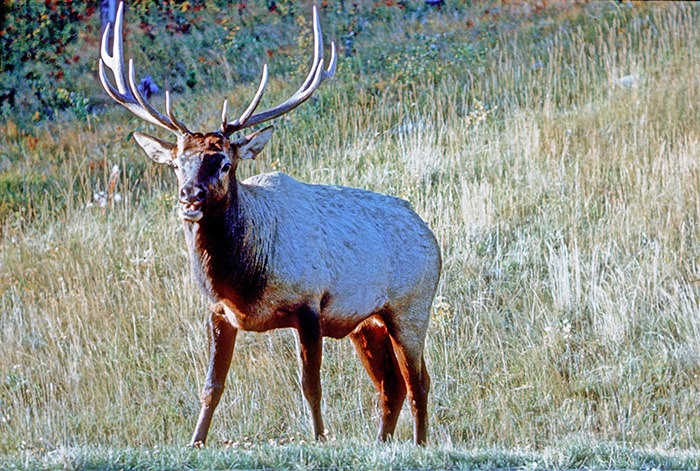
(221, 162), (231, 173)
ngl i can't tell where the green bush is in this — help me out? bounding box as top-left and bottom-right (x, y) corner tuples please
(0, 1), (98, 120)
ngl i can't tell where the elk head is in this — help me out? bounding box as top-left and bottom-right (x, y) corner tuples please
(99, 2), (336, 222)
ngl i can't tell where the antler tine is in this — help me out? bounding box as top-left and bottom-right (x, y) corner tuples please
(165, 91), (190, 134)
(324, 41), (337, 79)
(298, 5), (323, 92)
(127, 59), (190, 134)
(223, 4), (336, 136)
(99, 1), (189, 136)
(225, 64), (269, 132)
(99, 4), (128, 94)
(220, 99), (229, 133)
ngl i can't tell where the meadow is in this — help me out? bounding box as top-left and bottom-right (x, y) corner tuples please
(0, 1), (699, 469)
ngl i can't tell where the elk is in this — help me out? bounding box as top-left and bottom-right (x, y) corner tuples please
(99, 2), (441, 446)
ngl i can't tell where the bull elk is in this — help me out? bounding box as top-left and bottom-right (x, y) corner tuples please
(99, 2), (441, 446)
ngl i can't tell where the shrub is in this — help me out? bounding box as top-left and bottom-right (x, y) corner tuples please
(0, 1), (98, 120)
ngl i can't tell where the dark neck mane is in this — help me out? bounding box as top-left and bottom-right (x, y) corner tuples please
(184, 181), (270, 308)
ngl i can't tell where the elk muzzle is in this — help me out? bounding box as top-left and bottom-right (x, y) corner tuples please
(179, 184), (206, 222)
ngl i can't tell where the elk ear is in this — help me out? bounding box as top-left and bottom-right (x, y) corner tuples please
(133, 132), (177, 165)
(234, 126), (274, 161)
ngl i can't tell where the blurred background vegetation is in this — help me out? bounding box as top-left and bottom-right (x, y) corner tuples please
(0, 0), (616, 124)
(0, 0), (640, 227)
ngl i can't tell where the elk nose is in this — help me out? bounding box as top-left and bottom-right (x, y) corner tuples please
(179, 185), (206, 205)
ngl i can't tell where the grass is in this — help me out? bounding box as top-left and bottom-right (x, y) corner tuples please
(1, 1), (699, 469)
(4, 441), (700, 471)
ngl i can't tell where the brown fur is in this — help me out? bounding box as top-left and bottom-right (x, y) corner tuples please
(350, 317), (407, 441)
(180, 132), (230, 154)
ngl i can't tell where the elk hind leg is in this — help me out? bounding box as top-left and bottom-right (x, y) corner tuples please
(385, 312), (430, 445)
(190, 303), (237, 447)
(350, 317), (406, 441)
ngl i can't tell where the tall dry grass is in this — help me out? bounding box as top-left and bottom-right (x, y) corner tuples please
(0, 2), (698, 456)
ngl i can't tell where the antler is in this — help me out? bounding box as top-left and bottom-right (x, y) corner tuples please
(99, 2), (190, 136)
(221, 5), (337, 136)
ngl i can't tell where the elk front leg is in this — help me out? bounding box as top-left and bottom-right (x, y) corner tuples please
(190, 303), (237, 447)
(296, 307), (325, 440)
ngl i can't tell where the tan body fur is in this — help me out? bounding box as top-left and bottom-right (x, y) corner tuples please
(214, 172), (440, 339)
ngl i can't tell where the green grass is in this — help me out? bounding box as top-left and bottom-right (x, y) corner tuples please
(1, 1), (699, 469)
(3, 441), (700, 471)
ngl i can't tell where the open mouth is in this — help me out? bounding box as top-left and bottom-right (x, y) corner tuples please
(179, 203), (204, 222)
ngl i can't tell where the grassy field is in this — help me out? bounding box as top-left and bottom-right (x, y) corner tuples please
(1, 1), (699, 469)
(6, 440), (700, 471)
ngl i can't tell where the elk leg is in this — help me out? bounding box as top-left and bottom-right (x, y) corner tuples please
(392, 346), (430, 445)
(384, 316), (430, 445)
(350, 319), (406, 441)
(190, 303), (237, 447)
(296, 307), (325, 440)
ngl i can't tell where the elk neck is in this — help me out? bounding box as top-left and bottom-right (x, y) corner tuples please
(183, 178), (271, 310)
